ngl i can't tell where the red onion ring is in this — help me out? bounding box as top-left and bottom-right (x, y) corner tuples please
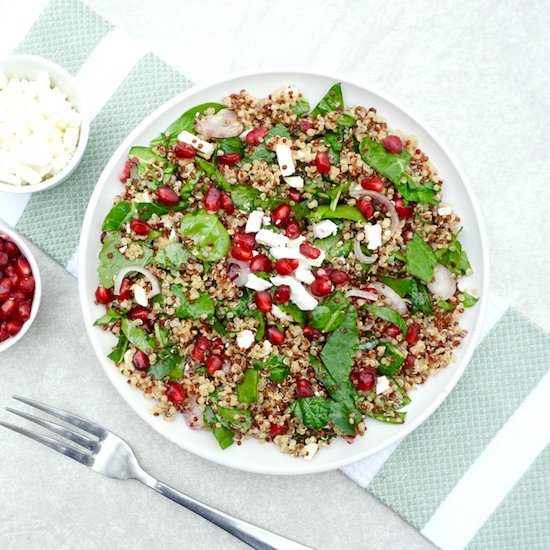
(345, 288), (378, 301)
(354, 237), (377, 264)
(350, 186), (400, 238)
(194, 109), (243, 138)
(371, 282), (408, 315)
(114, 266), (160, 298)
(428, 263), (456, 300)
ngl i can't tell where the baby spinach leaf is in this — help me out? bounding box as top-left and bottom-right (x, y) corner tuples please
(308, 205), (365, 222)
(94, 308), (124, 326)
(230, 185), (260, 212)
(314, 233), (352, 260)
(242, 143), (275, 164)
(310, 292), (350, 332)
(337, 113), (356, 127)
(155, 243), (190, 270)
(269, 365), (290, 383)
(291, 397), (331, 430)
(237, 369), (259, 403)
(395, 174), (437, 204)
(291, 99), (310, 116)
(217, 136), (244, 156)
(277, 303), (306, 327)
(153, 324), (170, 348)
(388, 377), (411, 408)
(108, 334), (128, 363)
(364, 305), (407, 335)
(148, 351), (184, 380)
(311, 83), (344, 117)
(194, 158), (231, 191)
(436, 231), (471, 276)
(265, 124), (292, 140)
(217, 406), (253, 430)
(438, 299), (455, 311)
(129, 146), (163, 164)
(102, 201), (132, 231)
(409, 280), (433, 315)
(379, 275), (413, 298)
(253, 355), (290, 382)
(328, 400), (358, 436)
(121, 318), (151, 353)
(406, 233), (438, 283)
(203, 406), (234, 449)
(360, 136), (411, 184)
(323, 129), (344, 164)
(253, 309), (265, 341)
(180, 209), (230, 262)
(171, 284), (214, 320)
(379, 343), (406, 375)
(133, 201), (188, 221)
(462, 292), (479, 308)
(366, 410), (406, 424)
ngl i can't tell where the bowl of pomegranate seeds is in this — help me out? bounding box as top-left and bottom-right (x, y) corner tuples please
(79, 72), (488, 474)
(0, 221), (41, 352)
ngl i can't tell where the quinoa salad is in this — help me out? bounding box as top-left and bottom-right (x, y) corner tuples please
(93, 83), (478, 460)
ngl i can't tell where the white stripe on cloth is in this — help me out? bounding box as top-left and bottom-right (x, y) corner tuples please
(0, 195), (32, 227)
(340, 293), (509, 488)
(0, 0), (48, 58)
(422, 369), (550, 550)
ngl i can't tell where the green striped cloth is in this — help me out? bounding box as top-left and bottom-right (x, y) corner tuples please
(0, 2), (548, 548)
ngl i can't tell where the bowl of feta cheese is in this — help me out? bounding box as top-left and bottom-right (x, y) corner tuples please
(0, 54), (89, 193)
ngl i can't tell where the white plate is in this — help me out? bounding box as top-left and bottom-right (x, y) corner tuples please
(79, 70), (489, 475)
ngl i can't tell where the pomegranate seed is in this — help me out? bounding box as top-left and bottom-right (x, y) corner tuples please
(350, 368), (377, 391)
(6, 319), (22, 337)
(218, 153), (241, 166)
(361, 177), (384, 192)
(174, 142), (196, 158)
(313, 266), (332, 279)
(404, 354), (416, 369)
(203, 186), (221, 212)
(0, 323), (8, 342)
(18, 276), (35, 297)
(296, 378), (314, 397)
(0, 298), (17, 320)
(266, 326), (285, 345)
(232, 232), (256, 249)
(128, 306), (151, 322)
(0, 278), (13, 301)
(220, 193), (234, 214)
(299, 242), (320, 259)
(314, 152), (331, 174)
(382, 135), (403, 154)
(275, 258), (298, 276)
(120, 158), (137, 183)
(129, 218), (151, 236)
(15, 256), (31, 277)
(288, 189), (302, 202)
(16, 301), (31, 322)
(269, 421), (288, 437)
(0, 252), (7, 269)
(206, 354), (223, 375)
(303, 326), (321, 340)
(116, 278), (132, 300)
(310, 277), (333, 297)
(271, 204), (291, 228)
(406, 323), (420, 345)
(298, 120), (314, 132)
(191, 335), (210, 361)
(330, 270), (349, 285)
(165, 381), (186, 404)
(356, 198), (374, 218)
(4, 240), (19, 258)
(11, 290), (25, 302)
(395, 198), (414, 218)
(132, 350), (150, 371)
(273, 285), (291, 304)
(383, 324), (401, 339)
(255, 290), (272, 313)
(95, 286), (112, 304)
(249, 254), (272, 273)
(245, 127), (268, 146)
(227, 263), (240, 281)
(231, 245), (253, 261)
(156, 186), (180, 206)
(285, 220), (301, 239)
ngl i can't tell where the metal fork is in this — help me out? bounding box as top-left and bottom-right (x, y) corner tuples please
(0, 396), (313, 550)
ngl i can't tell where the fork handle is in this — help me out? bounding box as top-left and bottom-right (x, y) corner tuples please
(137, 474), (313, 550)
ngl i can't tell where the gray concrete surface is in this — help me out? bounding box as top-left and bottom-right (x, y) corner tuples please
(0, 244), (433, 550)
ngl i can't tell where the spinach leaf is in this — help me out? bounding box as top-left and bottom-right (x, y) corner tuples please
(148, 351), (185, 380)
(180, 209), (230, 262)
(379, 343), (406, 375)
(337, 113), (356, 127)
(217, 137), (244, 156)
(366, 410), (406, 424)
(269, 365), (290, 383)
(237, 369), (259, 403)
(133, 201), (188, 221)
(203, 406), (234, 449)
(310, 291), (350, 332)
(406, 233), (438, 283)
(364, 305), (407, 335)
(436, 231), (471, 276)
(153, 324), (170, 348)
(265, 124), (292, 140)
(323, 129), (344, 164)
(311, 83), (344, 117)
(409, 280), (433, 315)
(277, 302), (306, 327)
(253, 355), (290, 382)
(388, 377), (411, 408)
(121, 318), (151, 353)
(360, 136), (411, 184)
(438, 299), (455, 311)
(194, 158), (231, 190)
(102, 201), (132, 231)
(155, 243), (190, 270)
(462, 292), (479, 308)
(97, 232), (153, 288)
(242, 143), (275, 164)
(171, 284), (214, 320)
(217, 406), (253, 430)
(230, 185), (260, 212)
(290, 397), (331, 430)
(108, 334), (128, 363)
(314, 233), (352, 260)
(395, 174), (437, 204)
(291, 99), (310, 116)
(379, 276), (413, 298)
(308, 205), (365, 222)
(253, 309), (265, 341)
(328, 400), (358, 436)
(129, 146), (163, 164)
(94, 308), (124, 326)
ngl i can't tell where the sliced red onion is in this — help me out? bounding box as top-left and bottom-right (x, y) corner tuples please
(428, 263), (456, 300)
(350, 186), (400, 238)
(345, 288), (378, 301)
(354, 237), (377, 264)
(182, 395), (205, 430)
(371, 281), (408, 315)
(194, 109), (243, 138)
(114, 266), (160, 298)
(228, 258), (250, 287)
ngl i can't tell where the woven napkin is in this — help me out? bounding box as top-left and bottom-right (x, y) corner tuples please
(0, 1), (548, 548)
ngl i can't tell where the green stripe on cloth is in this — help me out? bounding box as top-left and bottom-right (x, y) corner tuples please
(368, 308), (550, 529)
(16, 54), (192, 264)
(469, 445), (550, 549)
(14, 0), (111, 74)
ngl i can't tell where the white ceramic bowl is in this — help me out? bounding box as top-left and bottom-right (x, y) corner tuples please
(0, 220), (42, 352)
(0, 54), (90, 193)
(79, 70), (489, 475)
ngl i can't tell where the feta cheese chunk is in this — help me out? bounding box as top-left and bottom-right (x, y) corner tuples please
(177, 130), (215, 159)
(295, 267), (315, 284)
(303, 443), (319, 460)
(245, 210), (264, 233)
(271, 305), (293, 322)
(256, 229), (289, 248)
(132, 285), (148, 307)
(285, 175), (304, 189)
(376, 376), (390, 394)
(365, 223), (382, 250)
(438, 204), (452, 216)
(269, 247), (305, 260)
(287, 235), (306, 250)
(271, 275), (318, 311)
(300, 248), (325, 268)
(245, 273), (273, 291)
(313, 220), (338, 239)
(236, 329), (255, 349)
(275, 142), (295, 176)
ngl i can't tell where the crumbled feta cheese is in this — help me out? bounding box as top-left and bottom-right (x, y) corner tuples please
(271, 305), (293, 322)
(295, 267), (315, 284)
(262, 216), (271, 226)
(313, 220), (338, 239)
(275, 143), (295, 176)
(132, 285), (148, 307)
(365, 223), (382, 250)
(271, 275), (318, 311)
(269, 247), (305, 260)
(376, 376), (390, 394)
(256, 340), (272, 357)
(285, 175), (304, 189)
(256, 229), (289, 248)
(245, 210), (264, 233)
(303, 443), (319, 460)
(287, 235), (306, 250)
(177, 130), (215, 159)
(438, 204), (452, 216)
(245, 274), (273, 291)
(236, 329), (255, 349)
